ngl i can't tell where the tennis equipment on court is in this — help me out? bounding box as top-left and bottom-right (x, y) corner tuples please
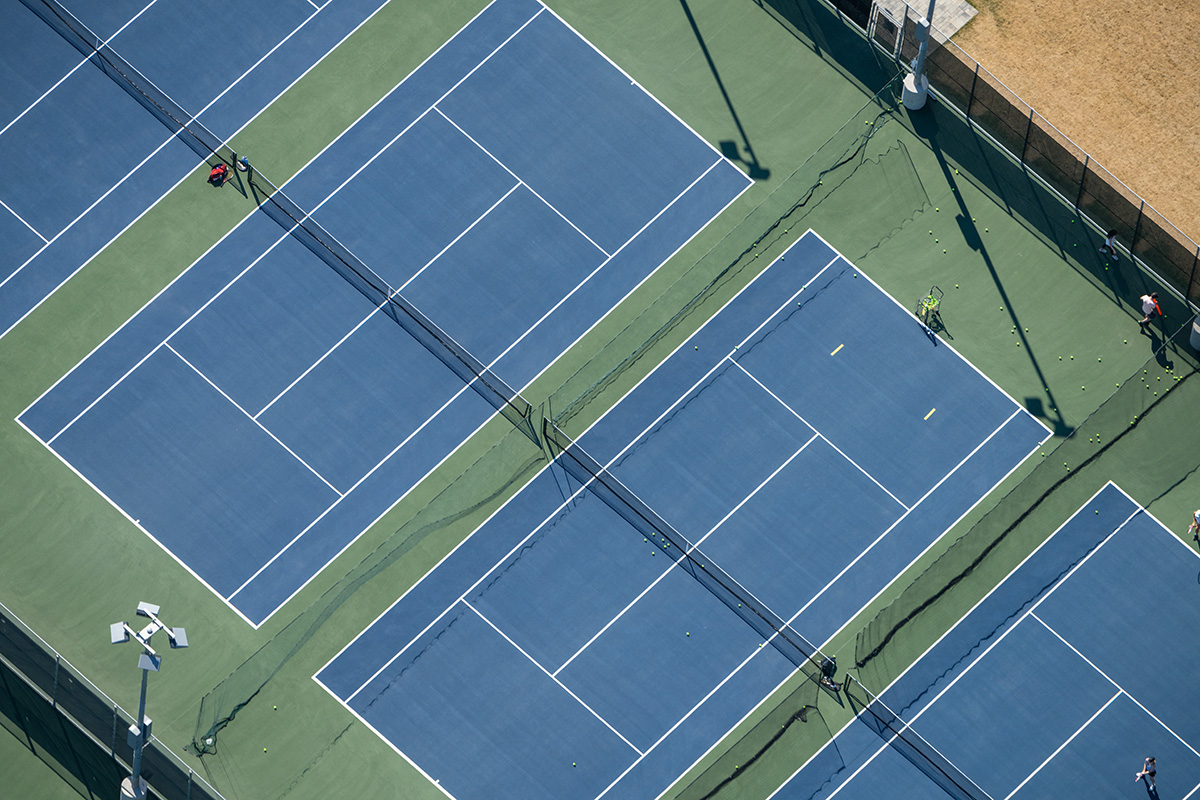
(915, 285), (943, 330)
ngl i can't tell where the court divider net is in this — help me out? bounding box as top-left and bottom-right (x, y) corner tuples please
(853, 321), (1200, 715)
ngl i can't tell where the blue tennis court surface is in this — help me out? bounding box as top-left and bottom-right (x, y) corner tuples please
(315, 230), (1050, 800)
(780, 482), (1200, 800)
(17, 0), (750, 627)
(0, 0), (404, 337)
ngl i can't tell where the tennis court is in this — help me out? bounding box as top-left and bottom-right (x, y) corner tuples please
(315, 230), (1049, 800)
(781, 482), (1200, 800)
(0, 0), (398, 337)
(15, 0), (749, 627)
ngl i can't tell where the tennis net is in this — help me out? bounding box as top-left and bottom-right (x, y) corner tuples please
(542, 419), (831, 684)
(23, 0), (535, 436)
(844, 675), (993, 800)
(247, 170), (535, 437)
(19, 0), (232, 165)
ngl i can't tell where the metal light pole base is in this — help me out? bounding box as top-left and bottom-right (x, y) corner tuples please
(1190, 316), (1200, 351)
(120, 776), (148, 800)
(903, 72), (930, 110)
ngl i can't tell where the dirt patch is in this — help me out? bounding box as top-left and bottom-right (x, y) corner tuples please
(954, 0), (1200, 246)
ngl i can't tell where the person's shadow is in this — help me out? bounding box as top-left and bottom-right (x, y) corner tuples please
(1142, 779), (1159, 798)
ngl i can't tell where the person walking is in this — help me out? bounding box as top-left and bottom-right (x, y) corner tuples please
(1189, 509), (1200, 542)
(1139, 292), (1162, 331)
(1099, 229), (1119, 261)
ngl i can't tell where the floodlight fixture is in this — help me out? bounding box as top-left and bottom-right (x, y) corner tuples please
(110, 603), (188, 800)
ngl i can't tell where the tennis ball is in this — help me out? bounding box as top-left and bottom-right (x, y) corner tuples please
(934, 238), (939, 243)
(695, 346), (698, 350)
(1096, 510), (1099, 514)
(1098, 358), (1102, 362)
(1025, 327), (1029, 332)
(264, 748), (268, 753)
(273, 705), (277, 711)
(935, 207), (940, 212)
(955, 284), (959, 288)
(929, 230), (933, 234)
(1000, 306), (1003, 310)
(1124, 339), (1127, 343)
(1081, 386), (1085, 390)
(1070, 356), (1074, 360)
(686, 632), (690, 636)
(972, 218), (976, 222)
(943, 249), (946, 253)
(573, 762), (576, 767)
(1058, 356), (1062, 360)
(985, 228), (989, 232)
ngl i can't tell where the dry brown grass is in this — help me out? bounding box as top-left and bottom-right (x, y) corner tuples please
(955, 0), (1200, 245)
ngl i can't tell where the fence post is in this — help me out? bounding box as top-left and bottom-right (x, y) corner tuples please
(1020, 108), (1033, 165)
(111, 703), (118, 756)
(964, 63), (979, 122)
(52, 655), (60, 708)
(1074, 155), (1089, 210)
(1188, 247), (1199, 305)
(1130, 199), (1145, 258)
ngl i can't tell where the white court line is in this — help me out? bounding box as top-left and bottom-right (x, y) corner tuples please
(225, 0), (754, 622)
(462, 600), (642, 755)
(224, 372), (484, 601)
(1032, 613), (1200, 760)
(43, 230), (295, 444)
(0, 0), (421, 343)
(806, 230), (1055, 441)
(1003, 689), (1120, 799)
(594, 632), (781, 800)
(815, 505), (1145, 800)
(310, 675), (457, 800)
(434, 106), (610, 257)
(253, 304), (388, 420)
(0, 198), (48, 243)
(553, 433), (819, 678)
(729, 357), (908, 509)
(0, 0), (327, 281)
(319, 230), (1043, 798)
(760, 483), (1136, 798)
(14, 415), (261, 628)
(164, 343), (343, 496)
(0, 0), (162, 141)
(388, 180), (522, 297)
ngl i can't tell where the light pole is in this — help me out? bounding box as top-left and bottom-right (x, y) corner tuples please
(110, 602), (187, 800)
(902, 0), (937, 110)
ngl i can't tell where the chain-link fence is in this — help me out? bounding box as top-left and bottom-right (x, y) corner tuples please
(764, 0), (1200, 309)
(0, 602), (225, 800)
(870, 0), (1200, 306)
